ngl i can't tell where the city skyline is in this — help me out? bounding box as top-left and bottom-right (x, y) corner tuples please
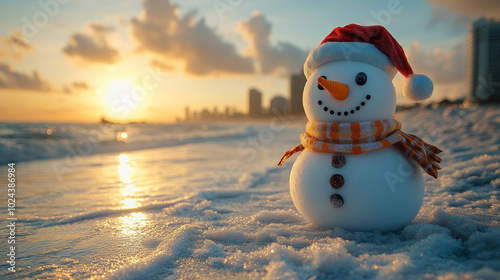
(180, 86), (292, 122)
(181, 69), (306, 122)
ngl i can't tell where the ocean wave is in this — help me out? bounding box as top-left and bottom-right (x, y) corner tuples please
(0, 122), (257, 164)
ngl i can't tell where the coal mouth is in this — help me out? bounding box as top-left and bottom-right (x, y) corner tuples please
(317, 94), (371, 116)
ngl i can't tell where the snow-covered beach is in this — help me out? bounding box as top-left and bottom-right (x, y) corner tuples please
(1, 104), (499, 279)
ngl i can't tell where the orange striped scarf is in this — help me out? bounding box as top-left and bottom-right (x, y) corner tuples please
(277, 118), (442, 178)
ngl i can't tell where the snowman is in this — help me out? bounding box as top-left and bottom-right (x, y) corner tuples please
(278, 24), (442, 232)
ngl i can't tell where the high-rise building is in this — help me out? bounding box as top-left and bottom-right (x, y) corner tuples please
(213, 106), (218, 120)
(185, 106), (190, 122)
(269, 95), (287, 114)
(468, 18), (500, 102)
(200, 108), (212, 120)
(290, 72), (307, 114)
(248, 88), (262, 118)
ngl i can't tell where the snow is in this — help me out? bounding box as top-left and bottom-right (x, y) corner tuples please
(109, 105), (500, 280)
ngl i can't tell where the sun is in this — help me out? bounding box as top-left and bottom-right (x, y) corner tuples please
(104, 80), (142, 119)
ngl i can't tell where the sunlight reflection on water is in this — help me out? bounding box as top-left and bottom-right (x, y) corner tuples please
(116, 153), (148, 235)
(117, 153), (142, 208)
(119, 212), (148, 236)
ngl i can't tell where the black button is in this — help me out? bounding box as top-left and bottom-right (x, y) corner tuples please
(331, 154), (346, 168)
(330, 174), (344, 189)
(330, 194), (344, 208)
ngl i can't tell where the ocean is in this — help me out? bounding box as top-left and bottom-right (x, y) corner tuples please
(0, 105), (499, 279)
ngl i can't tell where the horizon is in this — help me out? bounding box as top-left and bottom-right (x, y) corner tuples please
(1, 0), (498, 123)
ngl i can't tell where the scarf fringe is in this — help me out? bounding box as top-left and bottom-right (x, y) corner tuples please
(277, 144), (304, 166)
(395, 133), (442, 179)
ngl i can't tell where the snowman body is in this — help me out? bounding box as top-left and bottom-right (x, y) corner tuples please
(289, 60), (426, 232)
(290, 147), (424, 232)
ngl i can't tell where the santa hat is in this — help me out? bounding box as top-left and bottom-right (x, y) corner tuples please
(304, 24), (433, 102)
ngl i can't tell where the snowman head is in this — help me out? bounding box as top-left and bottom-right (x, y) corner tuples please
(304, 60), (396, 122)
(303, 24), (434, 123)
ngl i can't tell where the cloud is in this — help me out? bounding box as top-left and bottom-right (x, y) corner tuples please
(0, 63), (51, 92)
(0, 31), (34, 60)
(62, 81), (91, 94)
(72, 81), (89, 90)
(62, 85), (72, 94)
(428, 0), (500, 19)
(6, 31), (33, 52)
(427, 6), (473, 29)
(0, 63), (91, 94)
(63, 22), (120, 64)
(149, 59), (174, 71)
(130, 1), (308, 77)
(130, 0), (253, 75)
(404, 41), (466, 84)
(238, 11), (308, 76)
(89, 22), (115, 35)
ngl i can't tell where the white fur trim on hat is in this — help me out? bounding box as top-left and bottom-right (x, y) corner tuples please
(304, 42), (398, 79)
(403, 74), (433, 102)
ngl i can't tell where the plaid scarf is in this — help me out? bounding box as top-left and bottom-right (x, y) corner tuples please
(278, 118), (442, 178)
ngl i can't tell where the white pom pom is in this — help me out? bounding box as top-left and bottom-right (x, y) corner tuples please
(403, 74), (433, 102)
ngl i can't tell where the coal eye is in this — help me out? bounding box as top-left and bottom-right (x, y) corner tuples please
(317, 76), (326, 90)
(355, 72), (367, 86)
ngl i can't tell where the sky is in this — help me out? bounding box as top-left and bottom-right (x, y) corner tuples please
(0, 0), (498, 123)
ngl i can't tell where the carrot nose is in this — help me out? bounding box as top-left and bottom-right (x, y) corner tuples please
(318, 76), (349, 101)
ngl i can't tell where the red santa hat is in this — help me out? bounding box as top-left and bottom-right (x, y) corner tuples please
(304, 24), (433, 102)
